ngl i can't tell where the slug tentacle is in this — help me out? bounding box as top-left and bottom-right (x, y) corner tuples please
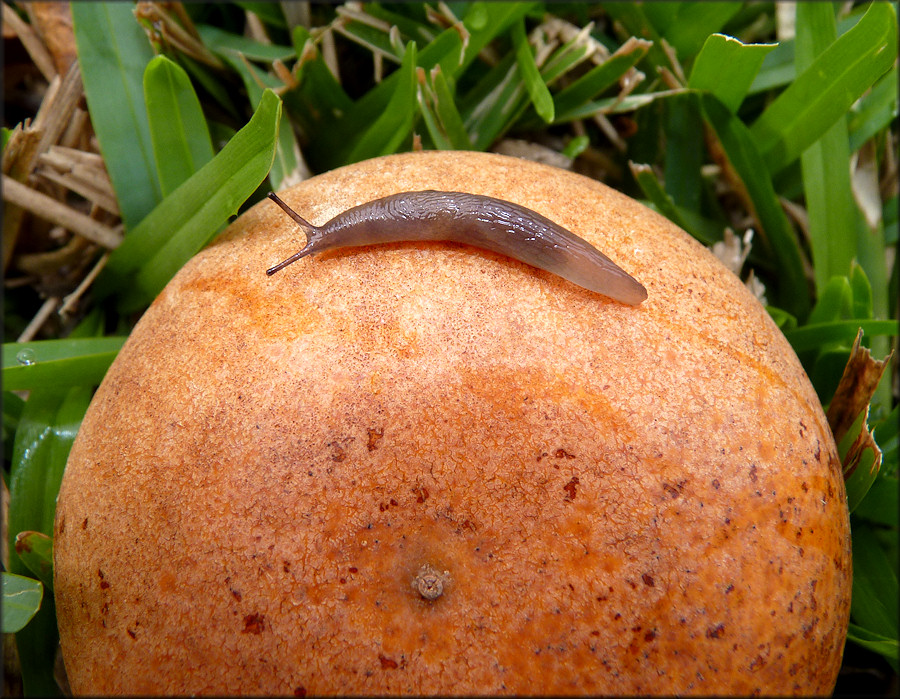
(266, 190), (647, 305)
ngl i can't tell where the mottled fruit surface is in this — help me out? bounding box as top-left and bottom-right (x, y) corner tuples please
(54, 151), (851, 695)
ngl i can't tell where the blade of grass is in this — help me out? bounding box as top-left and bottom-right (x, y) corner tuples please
(301, 28), (460, 169)
(429, 66), (474, 149)
(750, 2), (898, 175)
(629, 162), (694, 233)
(850, 520), (899, 645)
(849, 66), (898, 153)
(3, 337), (126, 391)
(235, 2), (287, 29)
(853, 475), (899, 528)
(850, 261), (874, 322)
(8, 386), (92, 695)
(807, 276), (853, 326)
(602, 3), (669, 70)
(797, 2), (858, 296)
(784, 320), (899, 353)
(663, 93), (704, 211)
(96, 89), (282, 310)
(71, 2), (162, 229)
(286, 25), (353, 141)
(196, 23), (294, 62)
(511, 18), (554, 123)
(552, 37), (650, 120)
(14, 532), (54, 591)
(416, 66), (473, 150)
(662, 3), (742, 58)
(459, 2), (537, 71)
(311, 2), (531, 167)
(8, 387), (93, 546)
(216, 50), (301, 190)
(700, 93), (810, 318)
(346, 42), (419, 163)
(1, 573), (43, 634)
(846, 623), (899, 669)
(688, 34), (777, 113)
(748, 9), (877, 94)
(143, 55), (215, 196)
(461, 52), (524, 151)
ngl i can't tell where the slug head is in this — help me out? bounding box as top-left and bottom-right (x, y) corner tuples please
(266, 193), (320, 275)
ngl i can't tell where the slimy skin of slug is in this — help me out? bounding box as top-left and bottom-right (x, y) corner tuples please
(266, 190), (647, 306)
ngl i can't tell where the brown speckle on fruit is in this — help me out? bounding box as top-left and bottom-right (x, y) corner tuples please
(242, 613), (265, 635)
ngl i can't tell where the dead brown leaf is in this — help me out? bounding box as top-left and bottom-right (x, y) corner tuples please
(826, 328), (892, 447)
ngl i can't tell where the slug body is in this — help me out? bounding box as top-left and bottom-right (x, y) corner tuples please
(267, 190), (647, 305)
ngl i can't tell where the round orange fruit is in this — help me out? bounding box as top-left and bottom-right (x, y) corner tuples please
(54, 151), (851, 695)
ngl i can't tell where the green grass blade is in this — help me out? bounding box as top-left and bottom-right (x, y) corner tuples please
(8, 387), (93, 548)
(629, 162), (694, 233)
(688, 34), (777, 113)
(750, 2), (898, 175)
(849, 66), (899, 153)
(807, 276), (853, 326)
(13, 532), (54, 592)
(3, 338), (126, 391)
(797, 3), (859, 294)
(553, 38), (650, 120)
(196, 24), (294, 61)
(143, 55), (215, 197)
(462, 52), (524, 150)
(511, 19), (554, 123)
(663, 93), (704, 211)
(7, 386), (89, 695)
(346, 43), (419, 163)
(850, 520), (899, 645)
(71, 2), (162, 229)
(430, 66), (474, 150)
(2, 573), (43, 634)
(846, 623), (899, 669)
(662, 3), (742, 58)
(302, 27), (460, 169)
(96, 90), (282, 311)
(335, 15), (404, 63)
(459, 2), (537, 71)
(783, 320), (899, 352)
(602, 3), (669, 70)
(853, 475), (899, 528)
(216, 50), (301, 191)
(850, 261), (874, 321)
(700, 93), (810, 318)
(234, 2), (287, 29)
(417, 66), (473, 150)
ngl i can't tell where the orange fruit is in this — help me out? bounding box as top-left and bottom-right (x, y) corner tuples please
(54, 151), (851, 695)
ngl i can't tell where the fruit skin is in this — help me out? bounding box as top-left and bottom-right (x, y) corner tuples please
(54, 151), (851, 695)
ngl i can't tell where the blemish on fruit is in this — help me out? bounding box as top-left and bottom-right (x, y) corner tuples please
(378, 654), (399, 669)
(563, 476), (579, 500)
(330, 443), (346, 462)
(242, 613), (265, 634)
(367, 427), (384, 451)
(707, 623), (726, 639)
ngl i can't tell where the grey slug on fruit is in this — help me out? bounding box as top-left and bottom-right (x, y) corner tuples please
(266, 190), (647, 305)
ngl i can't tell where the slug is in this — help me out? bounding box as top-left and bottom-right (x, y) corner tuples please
(265, 190), (647, 305)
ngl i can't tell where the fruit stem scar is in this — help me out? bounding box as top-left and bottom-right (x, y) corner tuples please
(413, 563), (448, 601)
